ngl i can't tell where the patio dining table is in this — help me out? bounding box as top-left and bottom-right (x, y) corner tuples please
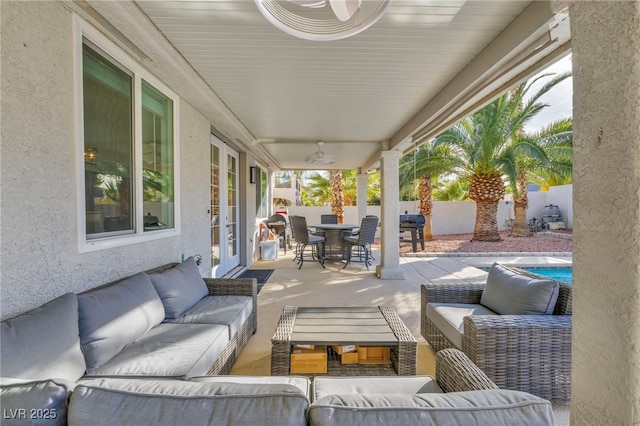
(310, 223), (359, 260)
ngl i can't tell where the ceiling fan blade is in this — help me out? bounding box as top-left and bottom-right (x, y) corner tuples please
(329, 0), (362, 21)
(286, 0), (326, 8)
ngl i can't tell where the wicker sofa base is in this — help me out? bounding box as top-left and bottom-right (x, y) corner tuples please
(421, 280), (572, 402)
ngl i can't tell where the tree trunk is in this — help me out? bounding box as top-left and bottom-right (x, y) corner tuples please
(468, 173), (504, 241)
(511, 170), (532, 236)
(331, 170), (345, 224)
(419, 174), (433, 241)
(472, 200), (502, 241)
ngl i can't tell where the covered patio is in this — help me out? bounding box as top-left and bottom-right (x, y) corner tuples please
(3, 1), (640, 424)
(231, 249), (572, 421)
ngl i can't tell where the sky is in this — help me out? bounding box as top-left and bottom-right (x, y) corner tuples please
(523, 54), (573, 132)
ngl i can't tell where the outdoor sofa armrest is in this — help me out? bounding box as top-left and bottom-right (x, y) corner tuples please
(203, 277), (258, 334)
(463, 314), (572, 401)
(435, 348), (499, 393)
(203, 277), (257, 298)
(421, 282), (485, 305)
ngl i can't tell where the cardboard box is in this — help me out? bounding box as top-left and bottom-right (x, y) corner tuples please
(290, 345), (327, 374)
(358, 346), (391, 365)
(331, 344), (357, 354)
(340, 351), (359, 364)
(293, 344), (315, 350)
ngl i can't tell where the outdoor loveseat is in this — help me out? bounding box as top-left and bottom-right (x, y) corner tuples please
(421, 262), (572, 401)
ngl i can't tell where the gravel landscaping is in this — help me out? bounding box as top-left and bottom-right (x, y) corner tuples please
(375, 230), (572, 254)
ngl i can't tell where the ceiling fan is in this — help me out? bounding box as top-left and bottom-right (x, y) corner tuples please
(305, 141), (335, 165)
(254, 0), (392, 41)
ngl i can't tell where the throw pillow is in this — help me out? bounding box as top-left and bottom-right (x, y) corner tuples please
(77, 272), (165, 372)
(1, 293), (86, 381)
(480, 263), (559, 315)
(148, 257), (208, 319)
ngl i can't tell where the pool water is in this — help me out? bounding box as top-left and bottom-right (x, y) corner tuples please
(525, 267), (572, 284)
(480, 267), (572, 283)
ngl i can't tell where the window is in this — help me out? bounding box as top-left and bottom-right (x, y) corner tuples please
(77, 20), (179, 251)
(255, 166), (269, 219)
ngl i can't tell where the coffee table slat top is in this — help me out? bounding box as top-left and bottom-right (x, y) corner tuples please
(271, 305), (417, 376)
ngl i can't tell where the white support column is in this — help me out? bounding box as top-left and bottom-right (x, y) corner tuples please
(376, 150), (405, 280)
(356, 170), (368, 222)
(567, 1), (640, 424)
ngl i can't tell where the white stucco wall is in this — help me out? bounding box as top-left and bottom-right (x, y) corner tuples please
(0, 2), (211, 319)
(568, 1), (640, 424)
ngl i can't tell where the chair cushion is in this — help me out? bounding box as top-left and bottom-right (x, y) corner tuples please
(84, 323), (229, 379)
(308, 389), (553, 426)
(313, 376), (443, 401)
(190, 375), (311, 396)
(1, 293), (86, 381)
(69, 378), (309, 426)
(0, 379), (73, 426)
(148, 257), (208, 319)
(77, 273), (165, 371)
(426, 303), (498, 349)
(168, 295), (253, 340)
(480, 263), (560, 315)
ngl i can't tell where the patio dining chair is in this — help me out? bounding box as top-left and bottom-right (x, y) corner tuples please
(290, 215), (325, 270)
(320, 214), (338, 224)
(342, 215), (378, 270)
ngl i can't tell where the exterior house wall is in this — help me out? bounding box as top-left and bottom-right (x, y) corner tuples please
(0, 2), (218, 319)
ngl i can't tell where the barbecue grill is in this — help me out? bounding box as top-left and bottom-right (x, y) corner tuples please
(399, 214), (425, 252)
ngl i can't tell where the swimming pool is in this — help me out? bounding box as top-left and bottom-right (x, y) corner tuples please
(480, 266), (572, 283)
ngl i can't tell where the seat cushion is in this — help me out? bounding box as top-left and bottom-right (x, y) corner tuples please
(168, 295), (253, 340)
(480, 263), (560, 315)
(426, 303), (498, 349)
(313, 376), (443, 401)
(1, 293), (86, 381)
(84, 323), (229, 379)
(308, 389), (553, 426)
(148, 257), (208, 319)
(190, 375), (311, 396)
(77, 273), (165, 371)
(69, 378), (309, 426)
(0, 379), (73, 426)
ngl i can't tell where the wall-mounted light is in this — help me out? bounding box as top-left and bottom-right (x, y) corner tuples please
(84, 147), (97, 164)
(249, 166), (257, 184)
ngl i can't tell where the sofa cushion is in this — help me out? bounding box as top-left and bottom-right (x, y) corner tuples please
(480, 263), (560, 315)
(0, 379), (73, 426)
(426, 303), (498, 349)
(77, 272), (165, 371)
(308, 389), (553, 426)
(190, 375), (311, 396)
(313, 376), (442, 400)
(148, 257), (208, 319)
(83, 323), (229, 379)
(1, 293), (86, 381)
(168, 295), (253, 339)
(68, 378), (309, 426)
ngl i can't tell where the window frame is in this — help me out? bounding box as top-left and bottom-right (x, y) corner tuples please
(74, 16), (181, 253)
(254, 163), (270, 220)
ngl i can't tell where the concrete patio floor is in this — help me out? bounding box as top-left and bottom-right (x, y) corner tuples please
(230, 247), (571, 423)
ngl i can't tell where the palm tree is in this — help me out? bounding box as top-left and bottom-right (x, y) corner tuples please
(303, 170), (381, 208)
(399, 142), (456, 240)
(509, 118), (573, 236)
(434, 72), (572, 241)
(331, 170), (345, 223)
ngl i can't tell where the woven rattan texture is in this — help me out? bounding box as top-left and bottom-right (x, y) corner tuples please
(421, 279), (572, 402)
(271, 305), (416, 376)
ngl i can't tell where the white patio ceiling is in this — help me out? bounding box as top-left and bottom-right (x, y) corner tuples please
(133, 0), (571, 171)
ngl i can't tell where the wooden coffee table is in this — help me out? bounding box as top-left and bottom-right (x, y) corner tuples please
(271, 306), (417, 376)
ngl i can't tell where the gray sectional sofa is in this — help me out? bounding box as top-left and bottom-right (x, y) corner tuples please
(1, 258), (555, 425)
